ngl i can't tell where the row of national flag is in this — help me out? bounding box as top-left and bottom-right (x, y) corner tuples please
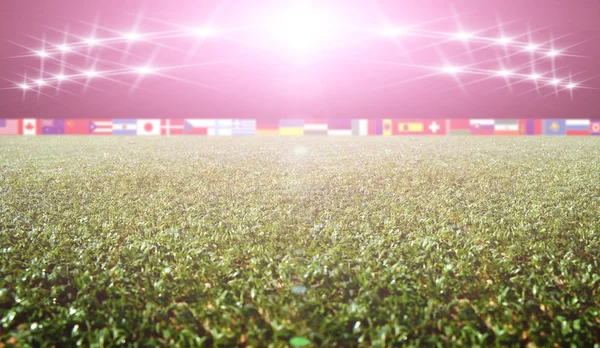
(1, 118), (600, 136)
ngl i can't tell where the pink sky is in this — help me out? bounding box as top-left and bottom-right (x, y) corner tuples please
(0, 0), (598, 120)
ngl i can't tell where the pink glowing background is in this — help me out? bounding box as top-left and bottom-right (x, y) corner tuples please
(0, 0), (598, 120)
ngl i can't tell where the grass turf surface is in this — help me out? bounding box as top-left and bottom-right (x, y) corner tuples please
(0, 137), (599, 347)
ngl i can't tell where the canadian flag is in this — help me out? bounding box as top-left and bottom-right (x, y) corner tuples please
(137, 119), (161, 136)
(20, 119), (38, 135)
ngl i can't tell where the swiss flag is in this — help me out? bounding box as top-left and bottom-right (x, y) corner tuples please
(161, 119), (185, 135)
(424, 120), (447, 135)
(19, 119), (39, 135)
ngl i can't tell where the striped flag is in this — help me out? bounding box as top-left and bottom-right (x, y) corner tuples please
(470, 119), (495, 135)
(21, 119), (38, 135)
(543, 119), (566, 136)
(209, 119), (233, 136)
(113, 119), (137, 135)
(591, 119), (600, 136)
(565, 119), (590, 136)
(137, 119), (161, 136)
(518, 119), (543, 135)
(280, 119), (304, 136)
(352, 119), (368, 136)
(232, 119), (256, 136)
(89, 120), (112, 135)
(494, 119), (519, 135)
(161, 119), (185, 135)
(368, 120), (383, 135)
(184, 119), (212, 135)
(256, 121), (279, 135)
(450, 119), (470, 135)
(0, 120), (19, 135)
(328, 119), (352, 136)
(303, 119), (328, 135)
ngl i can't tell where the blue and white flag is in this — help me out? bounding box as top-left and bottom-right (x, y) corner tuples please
(113, 119), (137, 135)
(232, 119), (256, 136)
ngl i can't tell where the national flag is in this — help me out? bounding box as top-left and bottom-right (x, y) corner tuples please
(328, 129), (352, 136)
(280, 119), (304, 136)
(382, 119), (392, 136)
(368, 119), (383, 135)
(450, 119), (470, 135)
(160, 119), (185, 135)
(590, 120), (600, 136)
(565, 119), (590, 136)
(209, 119), (233, 136)
(518, 119), (543, 135)
(137, 119), (161, 136)
(112, 119), (137, 135)
(469, 119), (495, 135)
(494, 119), (519, 135)
(65, 119), (89, 135)
(352, 119), (368, 136)
(184, 119), (212, 135)
(303, 119), (328, 135)
(328, 119), (352, 130)
(256, 121), (279, 135)
(395, 120), (424, 135)
(232, 119), (256, 136)
(40, 119), (65, 135)
(0, 120), (19, 135)
(543, 119), (566, 135)
(425, 120), (446, 135)
(89, 120), (112, 135)
(21, 119), (38, 135)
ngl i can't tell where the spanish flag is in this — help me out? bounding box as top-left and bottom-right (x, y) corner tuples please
(383, 119), (392, 136)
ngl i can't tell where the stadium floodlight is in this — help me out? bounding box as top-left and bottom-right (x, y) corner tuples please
(260, 2), (347, 59)
(134, 66), (155, 75)
(529, 73), (541, 80)
(19, 83), (30, 90)
(35, 79), (45, 86)
(55, 74), (67, 81)
(56, 44), (71, 53)
(441, 65), (462, 75)
(497, 69), (512, 77)
(123, 32), (142, 42)
(379, 26), (406, 38)
(495, 37), (513, 45)
(525, 43), (538, 52)
(454, 31), (473, 42)
(190, 27), (217, 38)
(551, 78), (561, 85)
(547, 49), (560, 57)
(85, 37), (99, 46)
(36, 50), (49, 58)
(567, 83), (577, 89)
(84, 70), (98, 78)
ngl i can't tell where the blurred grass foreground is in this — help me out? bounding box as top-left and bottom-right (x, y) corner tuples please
(1, 137), (599, 347)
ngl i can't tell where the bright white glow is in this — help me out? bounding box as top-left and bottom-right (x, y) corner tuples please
(547, 50), (560, 57)
(85, 37), (99, 46)
(134, 66), (155, 75)
(454, 31), (473, 42)
(123, 32), (142, 42)
(441, 66), (462, 75)
(19, 83), (30, 90)
(84, 70), (98, 78)
(551, 78), (561, 85)
(37, 50), (49, 58)
(379, 26), (406, 38)
(497, 69), (512, 77)
(525, 44), (538, 52)
(191, 27), (217, 38)
(529, 73), (542, 80)
(567, 83), (577, 89)
(55, 74), (67, 81)
(261, 3), (347, 59)
(496, 37), (513, 45)
(56, 44), (71, 52)
(35, 79), (45, 86)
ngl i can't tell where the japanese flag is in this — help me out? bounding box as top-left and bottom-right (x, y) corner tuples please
(137, 119), (161, 136)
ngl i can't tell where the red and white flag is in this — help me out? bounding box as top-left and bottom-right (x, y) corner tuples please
(20, 119), (38, 135)
(161, 119), (185, 135)
(137, 119), (161, 136)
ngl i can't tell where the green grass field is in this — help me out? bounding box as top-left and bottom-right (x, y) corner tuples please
(1, 137), (599, 347)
